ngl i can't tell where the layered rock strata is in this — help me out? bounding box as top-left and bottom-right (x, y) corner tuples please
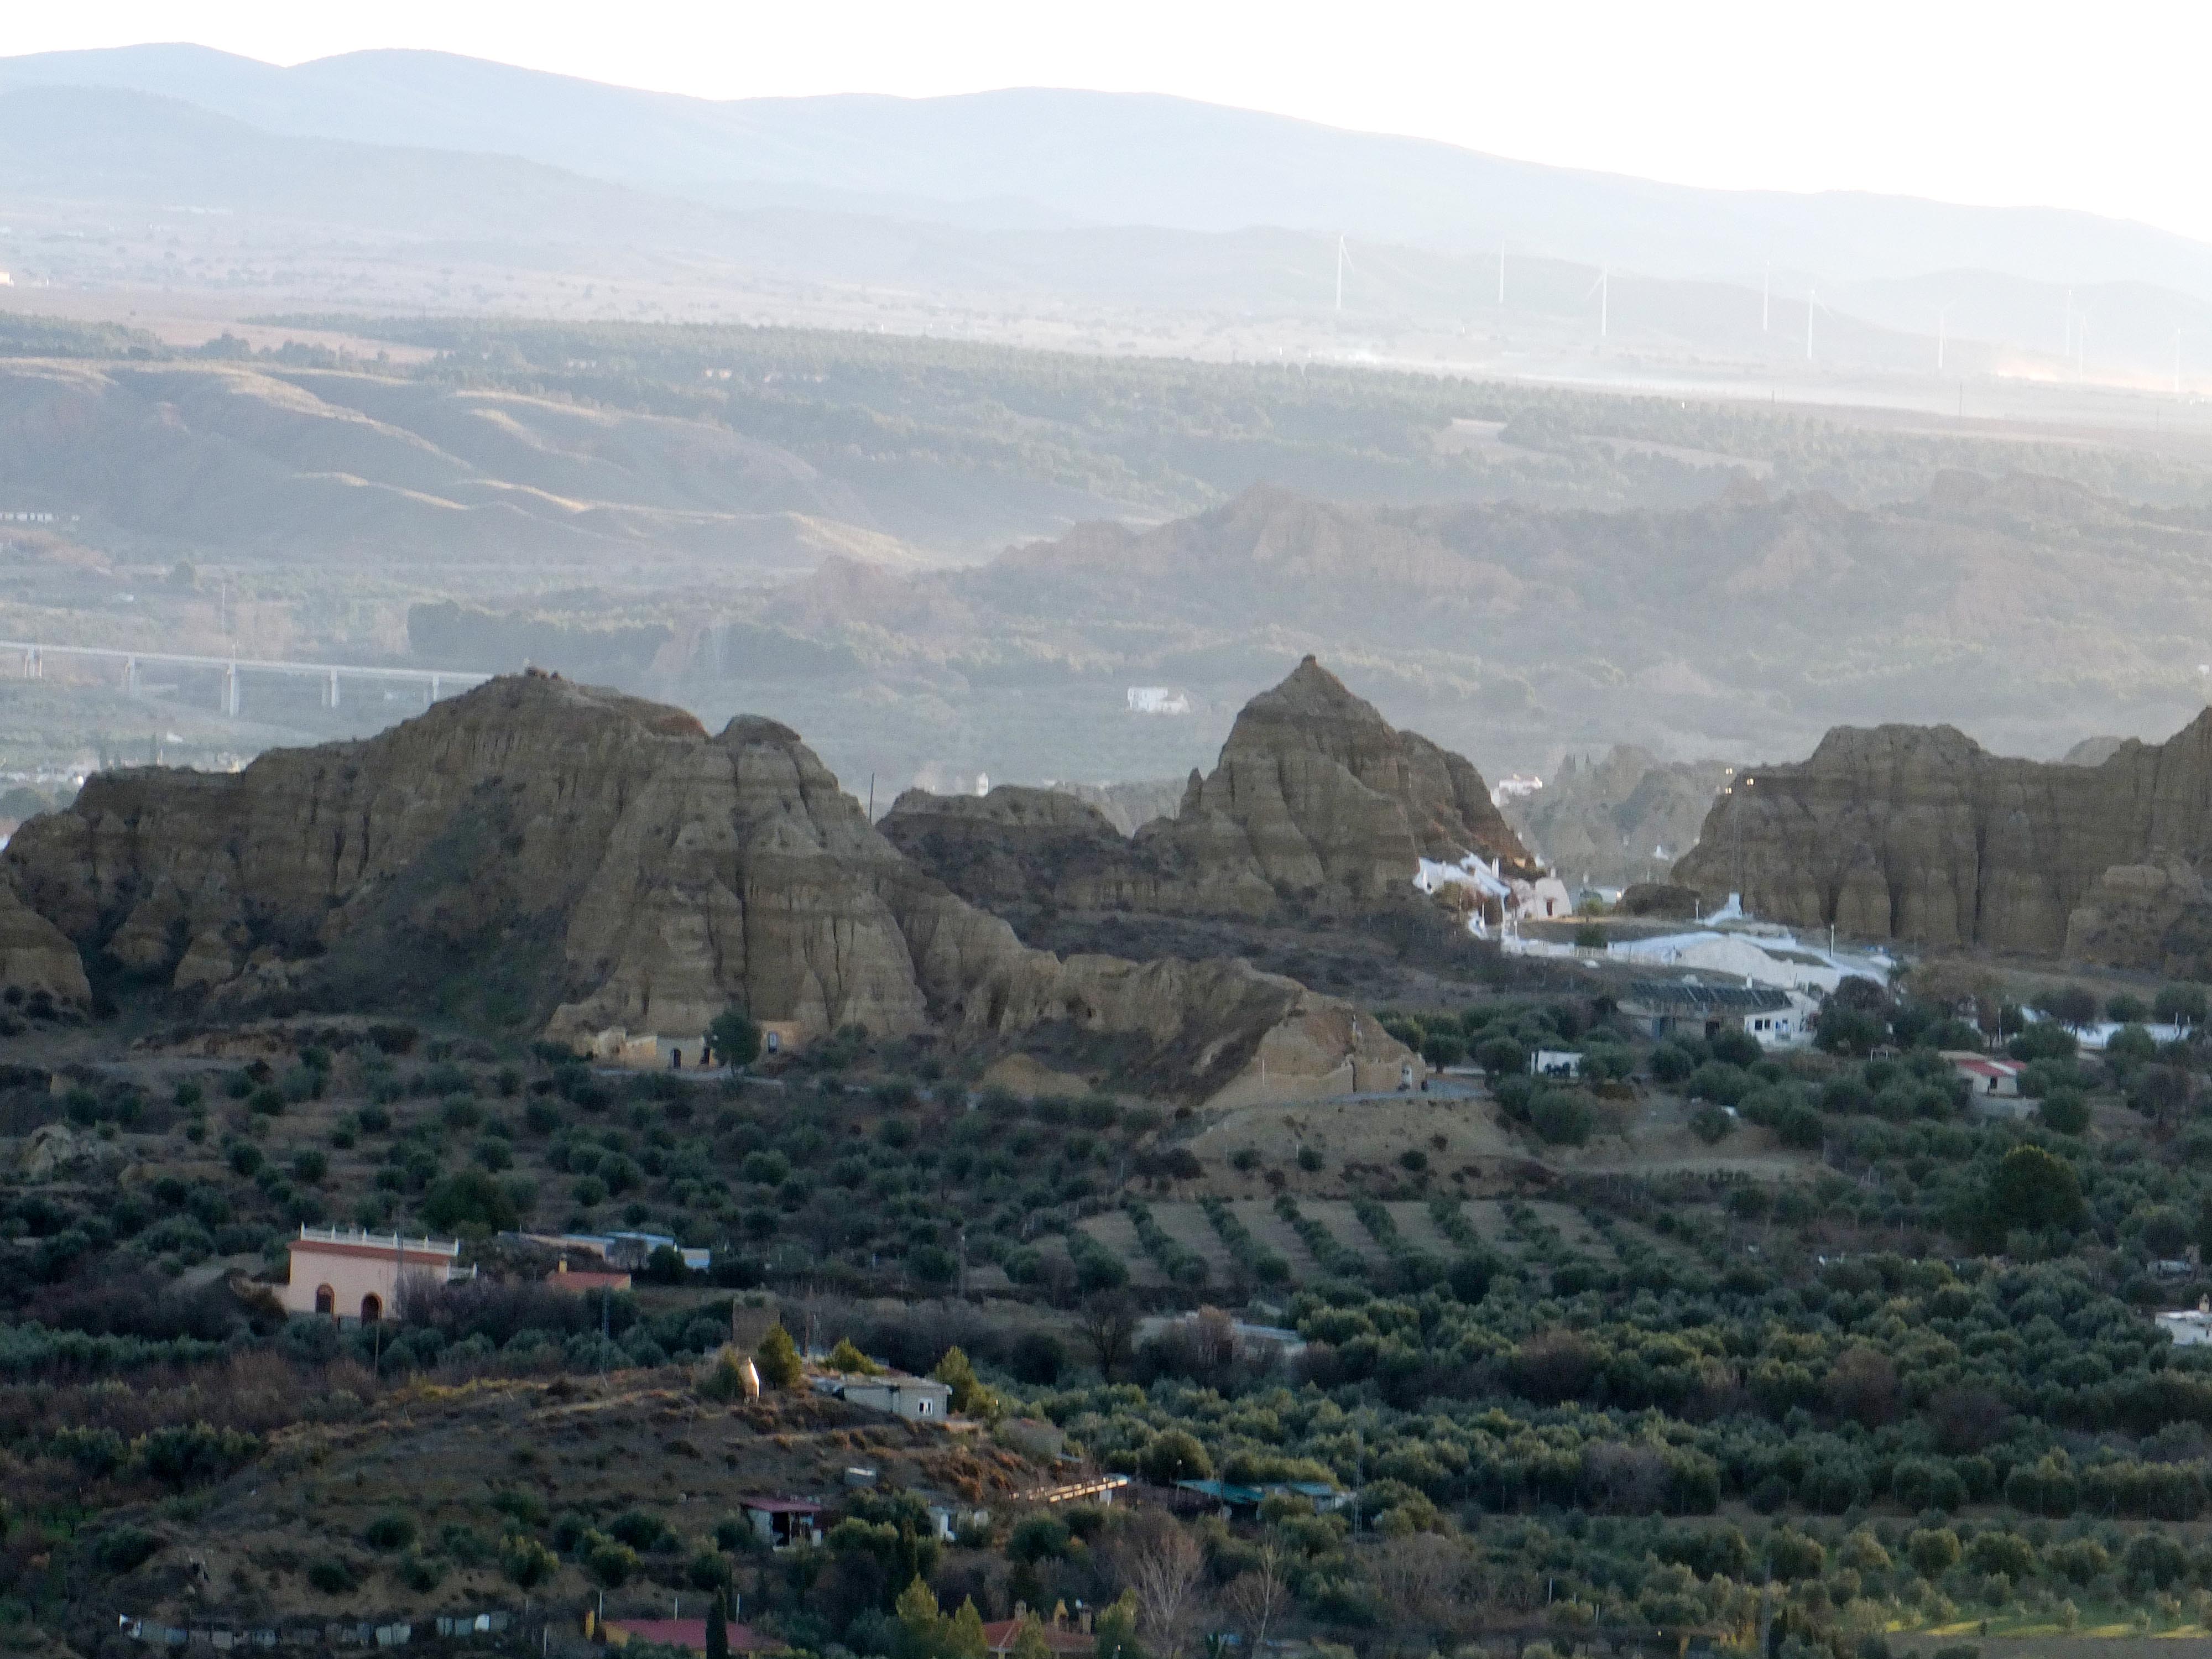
(0, 672), (1409, 1099)
(1672, 712), (2212, 969)
(885, 656), (1534, 920)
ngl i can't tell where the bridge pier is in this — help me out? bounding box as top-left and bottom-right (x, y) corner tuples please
(122, 656), (139, 697)
(20, 646), (38, 680)
(324, 669), (340, 709)
(221, 662), (239, 718)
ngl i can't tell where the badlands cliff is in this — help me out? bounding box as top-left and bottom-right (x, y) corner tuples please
(0, 672), (1410, 1100)
(1672, 712), (2212, 971)
(884, 656), (1532, 919)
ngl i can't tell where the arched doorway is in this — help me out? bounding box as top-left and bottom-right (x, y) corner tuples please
(315, 1285), (335, 1317)
(361, 1293), (383, 1323)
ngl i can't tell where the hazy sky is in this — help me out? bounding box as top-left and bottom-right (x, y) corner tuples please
(9, 1), (2211, 242)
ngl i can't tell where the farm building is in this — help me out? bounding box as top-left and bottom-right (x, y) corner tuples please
(736, 1497), (826, 1548)
(813, 1372), (952, 1422)
(1618, 980), (1813, 1049)
(278, 1225), (472, 1323)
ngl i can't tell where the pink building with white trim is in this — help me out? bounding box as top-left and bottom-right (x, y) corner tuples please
(278, 1225), (472, 1323)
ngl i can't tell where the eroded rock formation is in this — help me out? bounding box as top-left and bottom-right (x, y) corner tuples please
(1672, 712), (2212, 969)
(884, 656), (1534, 920)
(0, 883), (91, 1009)
(1, 672), (1410, 1099)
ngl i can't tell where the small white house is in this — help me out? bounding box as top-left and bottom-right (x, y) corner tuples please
(1126, 687), (1193, 716)
(814, 1373), (953, 1422)
(1619, 980), (1813, 1050)
(2158, 1302), (2212, 1346)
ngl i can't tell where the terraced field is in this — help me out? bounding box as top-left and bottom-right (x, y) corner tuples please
(1071, 1196), (1654, 1296)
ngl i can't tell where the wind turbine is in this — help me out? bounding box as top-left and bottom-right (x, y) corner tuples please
(1936, 302), (1953, 371)
(1587, 268), (1610, 338)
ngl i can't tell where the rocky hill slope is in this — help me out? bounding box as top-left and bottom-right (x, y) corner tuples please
(0, 672), (1410, 1100)
(884, 656), (1533, 921)
(1671, 711), (2212, 971)
(1503, 745), (1731, 889)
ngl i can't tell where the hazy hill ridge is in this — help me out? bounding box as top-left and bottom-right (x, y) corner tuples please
(7, 46), (2212, 303)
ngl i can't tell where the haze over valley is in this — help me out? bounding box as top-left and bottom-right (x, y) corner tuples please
(15, 26), (2212, 1659)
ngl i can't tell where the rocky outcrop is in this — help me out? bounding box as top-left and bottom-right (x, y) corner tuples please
(1503, 745), (1731, 888)
(885, 656), (1535, 921)
(1671, 712), (2212, 968)
(0, 882), (91, 1010)
(880, 787), (1163, 911)
(1, 672), (1411, 1099)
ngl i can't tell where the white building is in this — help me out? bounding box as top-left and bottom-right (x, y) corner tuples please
(1126, 687), (1193, 715)
(1943, 1052), (2025, 1099)
(1618, 980), (1817, 1050)
(2157, 1303), (2212, 1346)
(1416, 854), (1573, 935)
(1604, 928), (1885, 998)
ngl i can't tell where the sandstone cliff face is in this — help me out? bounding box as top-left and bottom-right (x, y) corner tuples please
(1671, 711), (2212, 968)
(0, 883), (91, 1009)
(2, 674), (1410, 1099)
(884, 656), (1533, 920)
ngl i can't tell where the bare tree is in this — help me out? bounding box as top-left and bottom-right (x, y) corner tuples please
(1078, 1291), (1140, 1381)
(1366, 1532), (1467, 1642)
(1115, 1512), (1206, 1659)
(1222, 1533), (1288, 1659)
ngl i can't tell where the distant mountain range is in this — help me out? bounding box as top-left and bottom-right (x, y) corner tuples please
(6, 44), (2211, 300)
(2, 47), (2209, 383)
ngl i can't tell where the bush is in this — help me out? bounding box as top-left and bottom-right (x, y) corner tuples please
(1010, 1331), (1065, 1385)
(607, 1510), (673, 1552)
(363, 1511), (418, 1552)
(95, 1526), (163, 1573)
(1475, 1035), (1527, 1076)
(421, 1169), (519, 1235)
(1138, 1428), (1213, 1483)
(2010, 1022), (2079, 1062)
(1686, 1062), (1752, 1105)
(585, 1535), (640, 1587)
(1688, 1103), (1734, 1144)
(2156, 984), (2209, 1026)
(307, 1557), (359, 1594)
(1709, 1027), (1762, 1067)
(2038, 1088), (2090, 1134)
(1649, 1042), (1697, 1084)
(1420, 1031), (1465, 1067)
(755, 1324), (802, 1389)
(1529, 1088), (1595, 1147)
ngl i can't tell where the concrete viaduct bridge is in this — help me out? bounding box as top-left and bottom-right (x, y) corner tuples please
(1, 640), (492, 715)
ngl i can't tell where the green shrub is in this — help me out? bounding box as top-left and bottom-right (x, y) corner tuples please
(1688, 1103), (1734, 1144)
(363, 1511), (418, 1552)
(94, 1527), (163, 1573)
(1529, 1088), (1595, 1146)
(2038, 1088), (2090, 1134)
(306, 1556), (359, 1594)
(584, 1534), (640, 1587)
